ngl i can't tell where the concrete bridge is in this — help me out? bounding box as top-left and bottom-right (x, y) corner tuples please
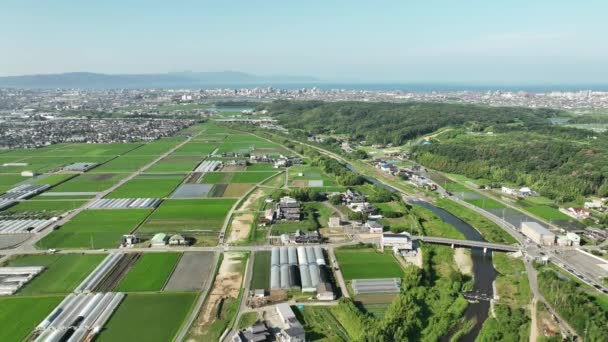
(412, 236), (520, 252)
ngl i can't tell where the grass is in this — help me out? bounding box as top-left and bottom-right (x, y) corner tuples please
(140, 198), (236, 233)
(492, 253), (531, 308)
(48, 173), (126, 193)
(37, 209), (151, 249)
(222, 183), (254, 198)
(116, 253), (181, 292)
(173, 142), (218, 155)
(237, 312), (259, 329)
(293, 305), (352, 342)
(3, 200), (86, 214)
(436, 198), (517, 244)
(97, 293), (197, 342)
(246, 163), (275, 171)
(106, 174), (185, 198)
(31, 173), (77, 187)
(5, 254), (105, 294)
(524, 205), (572, 221)
(0, 295), (64, 342)
(411, 204), (465, 239)
(0, 174), (28, 192)
(250, 251), (270, 290)
(335, 247), (404, 280)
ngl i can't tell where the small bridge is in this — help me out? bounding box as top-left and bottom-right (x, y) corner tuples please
(462, 291), (493, 302)
(412, 236), (520, 252)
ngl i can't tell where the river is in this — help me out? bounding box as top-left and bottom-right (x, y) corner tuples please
(345, 163), (495, 341)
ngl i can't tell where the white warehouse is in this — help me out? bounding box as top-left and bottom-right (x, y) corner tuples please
(521, 222), (555, 246)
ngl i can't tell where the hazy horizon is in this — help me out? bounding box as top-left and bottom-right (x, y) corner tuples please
(2, 0), (608, 84)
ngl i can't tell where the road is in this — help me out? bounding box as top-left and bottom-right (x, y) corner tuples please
(221, 251), (254, 342)
(327, 246), (349, 298)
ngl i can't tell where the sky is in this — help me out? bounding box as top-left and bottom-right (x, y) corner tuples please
(1, 0), (607, 84)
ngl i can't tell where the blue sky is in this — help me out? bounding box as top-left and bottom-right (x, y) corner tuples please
(1, 0), (607, 83)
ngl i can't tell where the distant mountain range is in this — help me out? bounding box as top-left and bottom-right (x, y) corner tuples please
(0, 71), (319, 89)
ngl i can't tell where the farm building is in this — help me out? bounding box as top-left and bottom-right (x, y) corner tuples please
(0, 266), (45, 295)
(0, 218), (57, 234)
(521, 222), (555, 246)
(169, 234), (187, 246)
(62, 162), (98, 172)
(194, 160), (222, 172)
(150, 233), (169, 247)
(352, 278), (401, 295)
(233, 322), (270, 342)
(75, 253), (122, 293)
(89, 198), (161, 209)
(381, 232), (413, 253)
(121, 234), (139, 247)
(0, 184), (50, 210)
(276, 197), (301, 221)
(270, 246), (334, 296)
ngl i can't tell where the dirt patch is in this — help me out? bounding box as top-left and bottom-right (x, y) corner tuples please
(209, 184), (227, 197)
(403, 249), (423, 269)
(190, 253), (245, 336)
(93, 173), (114, 181)
(291, 180), (307, 187)
(239, 188), (265, 211)
(164, 252), (214, 291)
(227, 213), (254, 244)
(223, 184), (253, 198)
(454, 248), (473, 276)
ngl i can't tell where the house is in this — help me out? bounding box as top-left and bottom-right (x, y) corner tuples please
(20, 170), (35, 177)
(381, 232), (413, 253)
(365, 221), (384, 234)
(344, 189), (366, 205)
(233, 322), (270, 342)
(349, 202), (375, 214)
(264, 209), (275, 222)
(276, 303), (305, 342)
(169, 234), (187, 246)
(561, 207), (591, 219)
(276, 197), (301, 221)
(150, 233), (168, 247)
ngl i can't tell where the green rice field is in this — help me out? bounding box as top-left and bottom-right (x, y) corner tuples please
(97, 293), (197, 342)
(2, 200), (86, 214)
(0, 296), (64, 341)
(106, 174), (185, 198)
(47, 173), (126, 193)
(5, 254), (105, 294)
(250, 251), (271, 290)
(116, 253), (181, 292)
(335, 247), (404, 280)
(146, 154), (203, 172)
(139, 198), (236, 233)
(200, 171), (277, 184)
(37, 210), (151, 249)
(89, 155), (157, 173)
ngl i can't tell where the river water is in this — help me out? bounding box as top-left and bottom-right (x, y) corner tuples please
(344, 164), (495, 341)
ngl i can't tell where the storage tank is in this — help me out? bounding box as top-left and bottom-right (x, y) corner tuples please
(280, 264), (289, 289)
(288, 247), (297, 265)
(288, 265), (300, 289)
(306, 246), (316, 264)
(270, 265), (280, 289)
(280, 247), (288, 265)
(309, 263), (320, 287)
(271, 248), (280, 266)
(314, 246), (325, 265)
(297, 247), (307, 265)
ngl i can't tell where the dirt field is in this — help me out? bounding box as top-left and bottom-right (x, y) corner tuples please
(189, 252), (245, 336)
(454, 248), (473, 276)
(164, 252), (214, 291)
(238, 188), (265, 211)
(95, 253), (141, 292)
(223, 184), (252, 198)
(227, 214), (253, 244)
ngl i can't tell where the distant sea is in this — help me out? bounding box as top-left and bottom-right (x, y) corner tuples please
(116, 82), (608, 92)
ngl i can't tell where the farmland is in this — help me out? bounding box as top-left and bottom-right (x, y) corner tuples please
(47, 173), (126, 193)
(250, 251), (271, 290)
(3, 199), (86, 215)
(146, 154), (203, 172)
(0, 296), (64, 341)
(140, 199), (236, 233)
(116, 253), (181, 292)
(200, 171), (278, 184)
(37, 210), (151, 249)
(89, 155), (157, 173)
(97, 293), (197, 342)
(335, 246), (404, 280)
(106, 173), (185, 198)
(4, 254), (105, 294)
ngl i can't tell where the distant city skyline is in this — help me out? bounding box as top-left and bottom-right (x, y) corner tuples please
(1, 0), (607, 84)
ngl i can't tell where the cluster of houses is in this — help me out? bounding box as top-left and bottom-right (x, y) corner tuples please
(121, 233), (188, 248)
(373, 160), (437, 190)
(343, 189), (376, 214)
(249, 154), (302, 168)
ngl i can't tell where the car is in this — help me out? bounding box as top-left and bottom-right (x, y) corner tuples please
(47, 249), (57, 254)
